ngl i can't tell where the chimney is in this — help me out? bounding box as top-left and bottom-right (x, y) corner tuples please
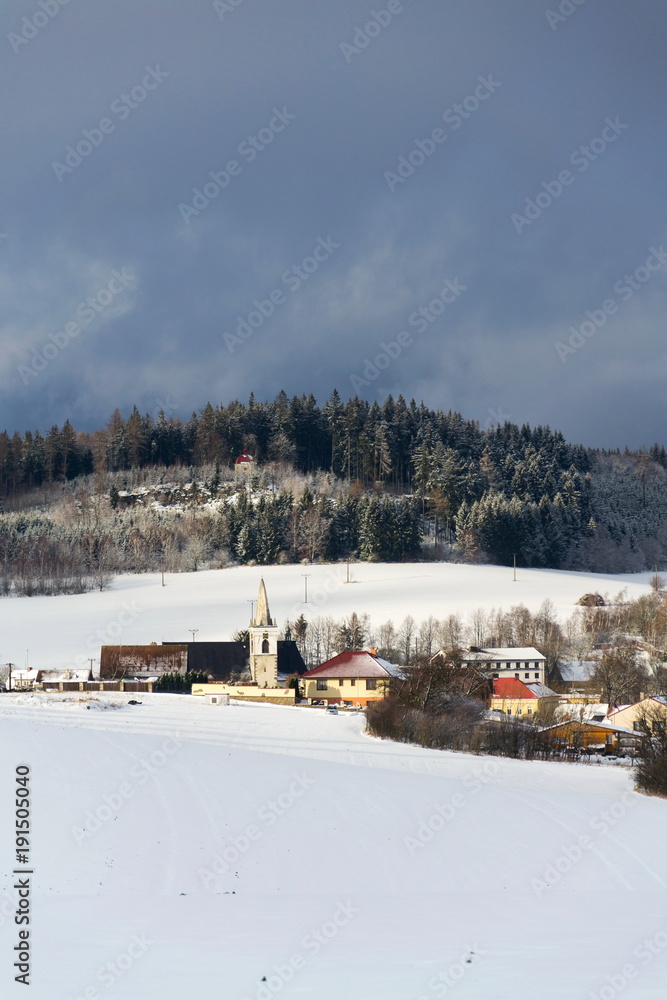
(370, 647), (378, 656)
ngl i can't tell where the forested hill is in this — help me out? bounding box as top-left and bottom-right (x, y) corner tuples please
(1, 391), (667, 582)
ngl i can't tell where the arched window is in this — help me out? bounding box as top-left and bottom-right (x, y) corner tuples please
(262, 639), (269, 654)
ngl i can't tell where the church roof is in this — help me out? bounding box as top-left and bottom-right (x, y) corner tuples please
(235, 451), (254, 464)
(253, 578), (273, 627)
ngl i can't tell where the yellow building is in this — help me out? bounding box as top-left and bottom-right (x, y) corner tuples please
(541, 719), (644, 754)
(301, 651), (400, 708)
(607, 696), (667, 732)
(490, 677), (559, 718)
(191, 682), (295, 706)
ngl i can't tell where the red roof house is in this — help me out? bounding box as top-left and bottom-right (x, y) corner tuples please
(301, 651), (401, 707)
(491, 677), (559, 717)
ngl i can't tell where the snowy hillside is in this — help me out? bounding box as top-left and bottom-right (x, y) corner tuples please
(1, 560), (656, 672)
(2, 693), (667, 999)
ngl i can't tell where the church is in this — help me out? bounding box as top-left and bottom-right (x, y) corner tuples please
(99, 578), (305, 685)
(248, 578), (279, 687)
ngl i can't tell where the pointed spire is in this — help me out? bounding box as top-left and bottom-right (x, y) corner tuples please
(254, 578), (272, 627)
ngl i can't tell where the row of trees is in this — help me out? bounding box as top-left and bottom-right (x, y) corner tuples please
(0, 478), (424, 595)
(286, 595), (667, 699)
(0, 391), (593, 494)
(2, 391), (667, 575)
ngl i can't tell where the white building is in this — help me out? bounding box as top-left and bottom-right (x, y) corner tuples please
(432, 646), (547, 684)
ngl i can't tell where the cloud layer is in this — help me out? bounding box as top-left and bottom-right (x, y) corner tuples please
(1, 0), (665, 449)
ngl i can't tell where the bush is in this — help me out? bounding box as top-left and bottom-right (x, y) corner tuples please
(153, 670), (209, 693)
(635, 713), (667, 797)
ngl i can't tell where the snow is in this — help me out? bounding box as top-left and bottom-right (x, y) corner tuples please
(0, 560), (656, 672)
(2, 562), (667, 997)
(2, 691), (667, 998)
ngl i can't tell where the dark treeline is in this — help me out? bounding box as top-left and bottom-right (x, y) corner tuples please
(0, 390), (592, 493)
(2, 391), (667, 579)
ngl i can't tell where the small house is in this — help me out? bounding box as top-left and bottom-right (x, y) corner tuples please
(491, 677), (559, 718)
(301, 650), (402, 707)
(607, 696), (667, 732)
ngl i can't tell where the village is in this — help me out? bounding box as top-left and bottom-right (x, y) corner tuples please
(5, 574), (667, 762)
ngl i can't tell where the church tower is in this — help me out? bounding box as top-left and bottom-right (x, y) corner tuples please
(248, 578), (278, 688)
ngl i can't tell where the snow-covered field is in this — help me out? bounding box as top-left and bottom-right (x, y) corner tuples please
(2, 692), (667, 999)
(2, 563), (666, 997)
(1, 561), (657, 672)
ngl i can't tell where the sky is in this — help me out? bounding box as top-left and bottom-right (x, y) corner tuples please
(1, 0), (666, 450)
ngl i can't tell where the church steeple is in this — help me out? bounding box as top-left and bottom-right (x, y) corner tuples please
(248, 578), (278, 687)
(253, 578), (273, 627)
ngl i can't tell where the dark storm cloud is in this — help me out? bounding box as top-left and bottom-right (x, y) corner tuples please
(1, 0), (666, 449)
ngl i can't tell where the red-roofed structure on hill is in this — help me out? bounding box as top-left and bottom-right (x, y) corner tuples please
(301, 650), (402, 707)
(234, 450), (255, 475)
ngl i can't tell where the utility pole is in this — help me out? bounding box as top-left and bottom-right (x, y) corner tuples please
(513, 554), (517, 582)
(190, 629), (199, 643)
(346, 558), (350, 584)
(161, 563), (165, 587)
(247, 600), (255, 623)
(302, 574), (311, 604)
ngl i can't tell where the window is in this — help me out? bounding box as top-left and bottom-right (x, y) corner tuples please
(316, 679), (327, 691)
(515, 662), (520, 668)
(534, 673), (539, 679)
(524, 673), (529, 679)
(262, 639), (270, 654)
(514, 673), (519, 679)
(492, 673), (499, 678)
(524, 662), (529, 668)
(366, 679), (377, 690)
(527, 708), (533, 715)
(507, 707), (512, 714)
(339, 679), (344, 686)
(505, 662), (510, 668)
(350, 678), (356, 686)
